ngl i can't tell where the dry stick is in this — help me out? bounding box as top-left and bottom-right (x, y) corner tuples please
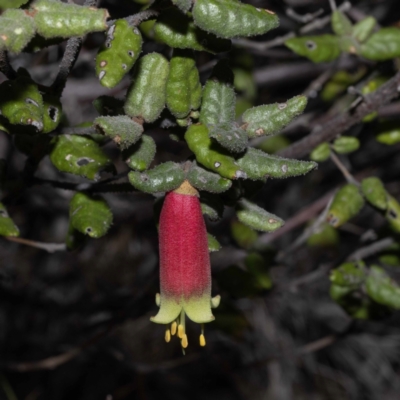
(329, 152), (359, 185)
(0, 51), (17, 80)
(233, 1), (351, 52)
(4, 236), (66, 253)
(279, 69), (400, 160)
(346, 237), (395, 262)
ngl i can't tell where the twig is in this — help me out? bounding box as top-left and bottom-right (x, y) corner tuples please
(330, 152), (359, 185)
(346, 237), (395, 262)
(0, 51), (17, 80)
(126, 9), (159, 27)
(297, 334), (337, 355)
(328, 0), (337, 12)
(56, 126), (97, 136)
(279, 69), (400, 159)
(286, 7), (324, 24)
(4, 236), (67, 253)
(51, 37), (83, 95)
(6, 326), (112, 372)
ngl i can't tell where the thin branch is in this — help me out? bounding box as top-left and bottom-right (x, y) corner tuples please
(4, 236), (67, 253)
(297, 334), (337, 355)
(346, 237), (395, 262)
(279, 69), (400, 159)
(330, 152), (359, 185)
(0, 51), (17, 79)
(51, 37), (83, 95)
(56, 126), (97, 136)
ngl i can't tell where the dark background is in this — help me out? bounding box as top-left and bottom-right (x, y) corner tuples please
(1, 0), (400, 399)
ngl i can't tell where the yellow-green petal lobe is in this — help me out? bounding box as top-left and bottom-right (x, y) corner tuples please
(183, 293), (215, 324)
(150, 295), (182, 324)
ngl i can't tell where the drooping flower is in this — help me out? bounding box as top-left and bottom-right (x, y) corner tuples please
(151, 180), (220, 349)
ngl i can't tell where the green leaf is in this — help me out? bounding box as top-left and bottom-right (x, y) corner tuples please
(185, 124), (245, 179)
(154, 8), (231, 53)
(330, 262), (366, 288)
(32, 0), (109, 39)
(366, 266), (400, 309)
(0, 0), (29, 11)
(207, 233), (221, 252)
(0, 76), (44, 132)
(236, 147), (317, 180)
(231, 220), (258, 249)
(172, 0), (192, 13)
(352, 16), (376, 43)
(128, 161), (185, 193)
(307, 222), (339, 248)
(310, 142), (331, 162)
(360, 27), (400, 61)
(208, 123), (248, 153)
(0, 203), (19, 237)
(386, 195), (400, 233)
(376, 123), (400, 145)
(123, 134), (156, 171)
(236, 198), (284, 232)
(192, 0), (279, 39)
(242, 95), (307, 138)
(94, 115), (143, 150)
(285, 35), (341, 63)
(124, 52), (169, 123)
(166, 50), (202, 119)
(361, 177), (388, 210)
(96, 19), (142, 89)
(332, 136), (360, 154)
(50, 134), (114, 180)
(327, 184), (365, 227)
(0, 9), (35, 53)
(331, 10), (353, 36)
(187, 161), (232, 193)
(70, 192), (113, 238)
(42, 93), (62, 134)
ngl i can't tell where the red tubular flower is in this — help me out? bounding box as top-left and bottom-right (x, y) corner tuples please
(151, 180), (220, 349)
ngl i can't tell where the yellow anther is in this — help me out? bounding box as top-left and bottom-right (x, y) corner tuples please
(165, 329), (171, 343)
(199, 334), (206, 347)
(177, 324), (184, 339)
(181, 334), (188, 349)
(171, 321), (177, 335)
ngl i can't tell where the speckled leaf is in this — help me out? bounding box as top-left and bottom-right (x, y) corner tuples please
(172, 0), (192, 13)
(236, 147), (317, 180)
(0, 77), (44, 132)
(352, 16), (376, 43)
(236, 198), (284, 232)
(360, 28), (400, 61)
(123, 134), (156, 171)
(327, 184), (365, 228)
(70, 192), (113, 238)
(166, 50), (202, 119)
(331, 10), (352, 36)
(366, 266), (400, 309)
(242, 95), (307, 138)
(285, 35), (341, 63)
(0, 0), (29, 10)
(0, 202), (19, 237)
(124, 53), (169, 123)
(0, 9), (35, 53)
(96, 19), (142, 89)
(187, 161), (232, 193)
(42, 93), (62, 133)
(154, 8), (231, 53)
(361, 177), (388, 210)
(94, 115), (143, 150)
(192, 0), (279, 39)
(185, 124), (245, 180)
(33, 0), (109, 39)
(50, 134), (114, 180)
(200, 192), (224, 221)
(128, 161), (185, 193)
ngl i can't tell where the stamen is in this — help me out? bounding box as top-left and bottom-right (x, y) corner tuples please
(178, 324), (184, 339)
(165, 329), (171, 343)
(181, 334), (188, 348)
(171, 321), (177, 335)
(199, 334), (206, 347)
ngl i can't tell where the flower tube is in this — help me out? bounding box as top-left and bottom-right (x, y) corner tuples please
(151, 180), (220, 349)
